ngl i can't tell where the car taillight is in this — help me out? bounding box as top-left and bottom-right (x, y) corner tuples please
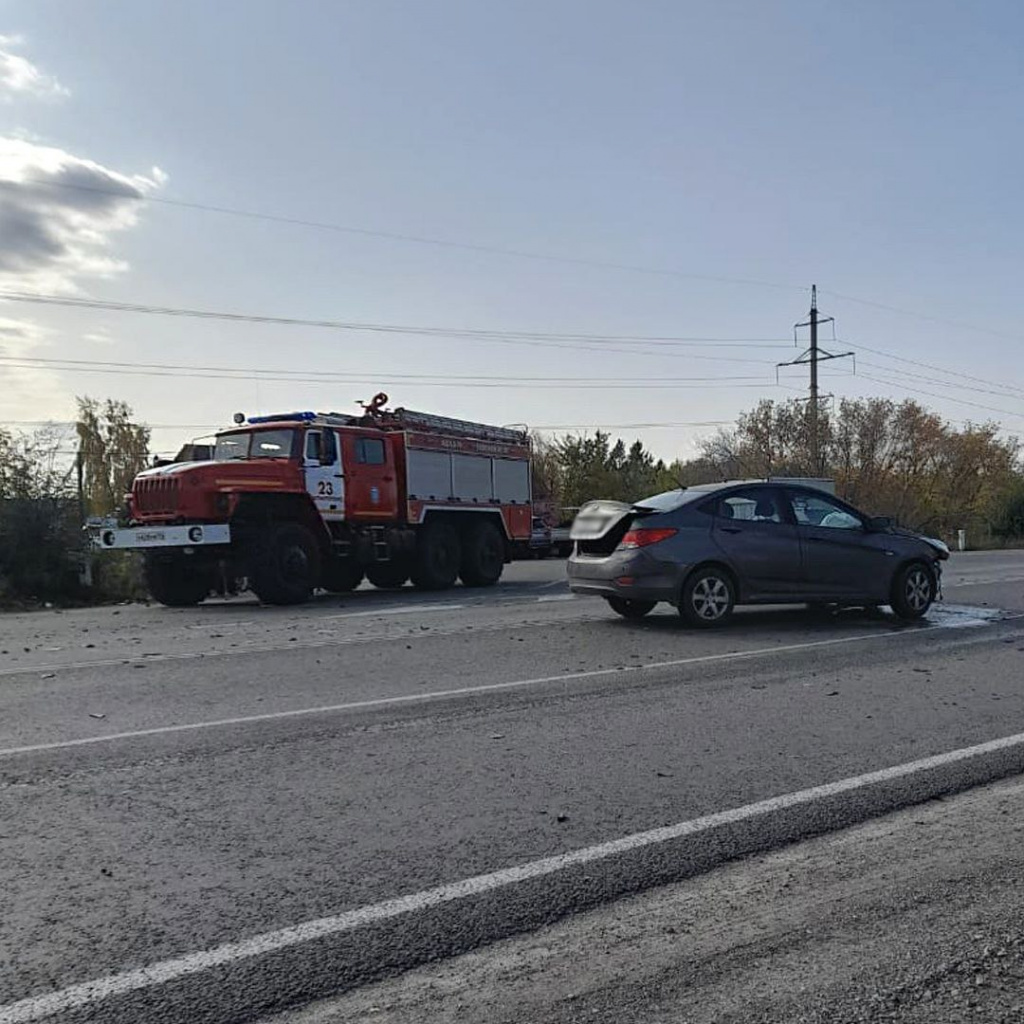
(619, 527), (678, 549)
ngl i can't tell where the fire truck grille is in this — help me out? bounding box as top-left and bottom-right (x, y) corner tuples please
(134, 477), (180, 515)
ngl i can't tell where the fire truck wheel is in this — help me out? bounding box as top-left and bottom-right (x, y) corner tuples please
(251, 523), (321, 605)
(144, 554), (211, 607)
(459, 520), (504, 587)
(322, 558), (364, 593)
(366, 563), (410, 589)
(411, 520), (461, 590)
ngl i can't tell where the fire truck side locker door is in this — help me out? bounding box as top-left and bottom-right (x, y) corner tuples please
(342, 433), (399, 520)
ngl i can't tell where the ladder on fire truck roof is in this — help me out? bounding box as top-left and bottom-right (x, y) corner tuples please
(248, 396), (529, 445)
(385, 407), (528, 444)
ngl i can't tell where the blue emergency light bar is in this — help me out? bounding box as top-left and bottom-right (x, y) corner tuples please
(246, 411), (317, 424)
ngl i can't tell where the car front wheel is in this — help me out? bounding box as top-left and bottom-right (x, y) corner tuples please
(680, 567), (736, 627)
(890, 562), (936, 620)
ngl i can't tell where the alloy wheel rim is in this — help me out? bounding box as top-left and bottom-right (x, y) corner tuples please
(906, 569), (931, 611)
(692, 576), (730, 619)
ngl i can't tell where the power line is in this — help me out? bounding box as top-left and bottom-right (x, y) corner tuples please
(0, 352), (778, 385)
(854, 372), (1024, 422)
(0, 177), (801, 295)
(533, 420), (731, 430)
(3, 417), (731, 434)
(846, 340), (1024, 399)
(5, 180), (1019, 351)
(0, 290), (792, 365)
(821, 288), (1024, 346)
(0, 359), (775, 389)
(0, 292), (794, 349)
(856, 361), (1024, 402)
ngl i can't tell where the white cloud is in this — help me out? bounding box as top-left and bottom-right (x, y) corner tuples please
(0, 37), (165, 420)
(0, 35), (68, 101)
(0, 316), (69, 420)
(0, 138), (166, 417)
(0, 137), (166, 293)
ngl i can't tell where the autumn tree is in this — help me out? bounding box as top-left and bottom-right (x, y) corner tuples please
(704, 397), (1020, 536)
(0, 425), (70, 500)
(75, 397), (151, 515)
(532, 431), (680, 509)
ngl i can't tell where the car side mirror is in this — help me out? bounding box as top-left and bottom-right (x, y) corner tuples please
(866, 515), (894, 532)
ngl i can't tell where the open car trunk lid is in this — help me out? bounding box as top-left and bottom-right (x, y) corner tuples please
(570, 500), (645, 555)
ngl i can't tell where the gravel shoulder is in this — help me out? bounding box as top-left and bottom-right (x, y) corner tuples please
(268, 773), (1024, 1024)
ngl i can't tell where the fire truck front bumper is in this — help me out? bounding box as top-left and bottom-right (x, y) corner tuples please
(88, 523), (232, 551)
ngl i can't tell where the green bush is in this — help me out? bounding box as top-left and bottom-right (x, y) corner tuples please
(992, 481), (1024, 539)
(0, 498), (83, 605)
(89, 550), (148, 603)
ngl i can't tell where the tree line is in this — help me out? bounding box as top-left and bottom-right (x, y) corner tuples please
(534, 397), (1024, 539)
(1, 392), (1022, 604)
(0, 398), (150, 604)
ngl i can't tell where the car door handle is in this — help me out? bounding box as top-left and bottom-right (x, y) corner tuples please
(720, 526), (742, 534)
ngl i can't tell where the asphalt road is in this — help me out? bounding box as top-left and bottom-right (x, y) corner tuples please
(2, 550), (1024, 1023)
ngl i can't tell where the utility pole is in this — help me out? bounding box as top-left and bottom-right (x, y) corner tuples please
(809, 285), (819, 468)
(76, 448), (86, 525)
(777, 285), (853, 476)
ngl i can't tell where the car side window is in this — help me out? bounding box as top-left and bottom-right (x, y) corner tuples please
(790, 491), (862, 530)
(717, 489), (783, 524)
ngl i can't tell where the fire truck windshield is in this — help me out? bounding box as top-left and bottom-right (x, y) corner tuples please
(213, 429), (295, 461)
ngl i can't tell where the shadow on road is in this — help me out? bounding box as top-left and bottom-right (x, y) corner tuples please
(599, 603), (931, 638)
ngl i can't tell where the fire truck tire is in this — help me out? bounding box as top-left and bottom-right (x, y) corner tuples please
(366, 563), (410, 589)
(322, 558), (364, 593)
(459, 520), (504, 587)
(250, 523), (321, 605)
(411, 520), (461, 590)
(143, 554), (211, 607)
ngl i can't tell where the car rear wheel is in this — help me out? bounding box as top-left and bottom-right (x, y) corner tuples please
(606, 596), (656, 620)
(890, 562), (936, 620)
(680, 567), (735, 628)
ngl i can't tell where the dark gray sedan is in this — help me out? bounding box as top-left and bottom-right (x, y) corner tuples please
(567, 481), (949, 626)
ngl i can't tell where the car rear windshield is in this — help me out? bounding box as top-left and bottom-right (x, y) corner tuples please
(632, 488), (689, 513)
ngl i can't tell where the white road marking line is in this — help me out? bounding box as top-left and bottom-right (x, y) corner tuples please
(315, 603), (464, 622)
(537, 594), (575, 602)
(4, 729), (1024, 1024)
(947, 575), (1024, 587)
(0, 628), (936, 758)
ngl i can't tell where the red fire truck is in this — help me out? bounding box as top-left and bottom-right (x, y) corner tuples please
(91, 394), (533, 606)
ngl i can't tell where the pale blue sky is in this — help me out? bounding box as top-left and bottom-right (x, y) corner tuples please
(1, 0), (1022, 459)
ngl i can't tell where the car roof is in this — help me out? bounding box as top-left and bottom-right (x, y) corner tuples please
(675, 479), (773, 499)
